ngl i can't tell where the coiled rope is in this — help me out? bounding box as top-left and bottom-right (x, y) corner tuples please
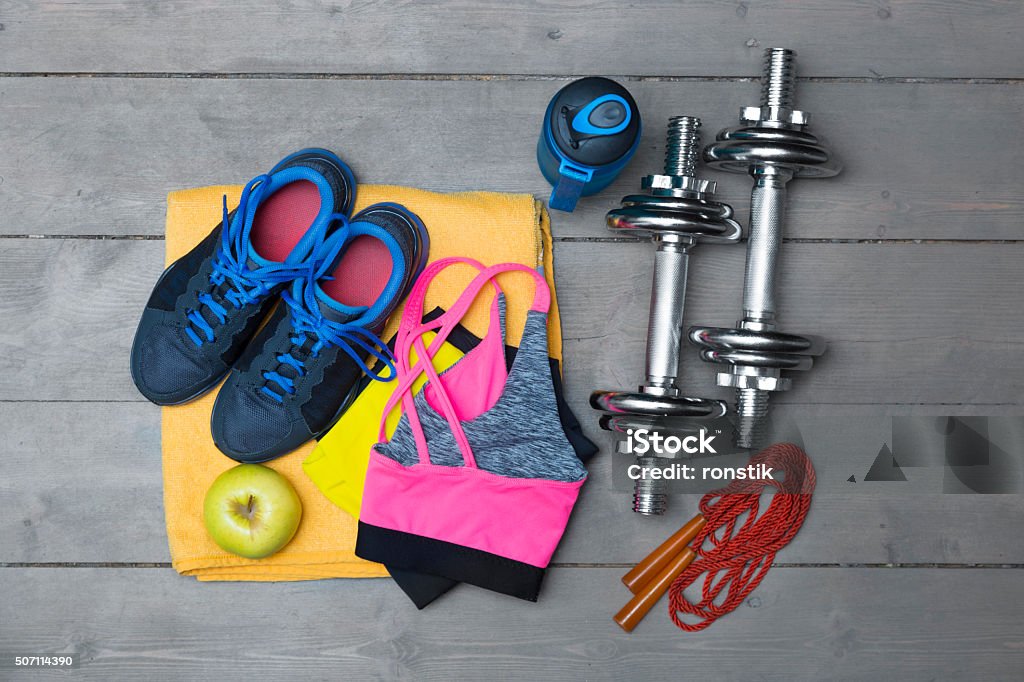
(667, 442), (815, 632)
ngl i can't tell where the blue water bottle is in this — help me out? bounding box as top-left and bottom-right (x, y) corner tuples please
(537, 77), (642, 212)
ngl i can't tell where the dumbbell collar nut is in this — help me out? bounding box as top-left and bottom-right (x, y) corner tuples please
(642, 174), (717, 198)
(740, 105), (810, 129)
(716, 372), (791, 392)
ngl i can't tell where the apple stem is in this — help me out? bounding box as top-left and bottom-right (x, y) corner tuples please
(246, 494), (255, 517)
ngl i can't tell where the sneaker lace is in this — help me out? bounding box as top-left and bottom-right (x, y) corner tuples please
(260, 231), (396, 403)
(184, 175), (314, 347)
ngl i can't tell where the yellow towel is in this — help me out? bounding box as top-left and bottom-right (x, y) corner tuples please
(163, 184), (560, 581)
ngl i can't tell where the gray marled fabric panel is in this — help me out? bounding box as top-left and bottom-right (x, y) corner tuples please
(376, 310), (587, 483)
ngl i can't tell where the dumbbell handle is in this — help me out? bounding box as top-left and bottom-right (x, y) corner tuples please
(645, 235), (692, 394)
(742, 167), (792, 325)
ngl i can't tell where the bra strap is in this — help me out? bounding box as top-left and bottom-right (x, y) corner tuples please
(379, 258), (552, 469)
(379, 258), (499, 465)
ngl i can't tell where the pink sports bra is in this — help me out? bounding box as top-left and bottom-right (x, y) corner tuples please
(356, 257), (587, 601)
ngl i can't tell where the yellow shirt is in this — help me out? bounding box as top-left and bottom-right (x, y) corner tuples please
(303, 332), (464, 519)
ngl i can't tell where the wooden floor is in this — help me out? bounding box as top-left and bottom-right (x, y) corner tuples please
(2, 2), (1023, 680)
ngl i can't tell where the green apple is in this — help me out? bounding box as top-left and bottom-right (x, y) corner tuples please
(203, 464), (302, 559)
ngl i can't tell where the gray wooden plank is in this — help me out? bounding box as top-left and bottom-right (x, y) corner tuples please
(1, 567), (1022, 680)
(561, 402), (1024, 566)
(1, 78), (1022, 240)
(0, 402), (163, 563)
(1, 239), (1021, 404)
(3, 401), (1023, 564)
(2, 1), (1022, 78)
(559, 241), (1024, 408)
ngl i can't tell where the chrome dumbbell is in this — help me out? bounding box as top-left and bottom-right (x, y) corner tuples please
(591, 115), (742, 515)
(689, 48), (841, 448)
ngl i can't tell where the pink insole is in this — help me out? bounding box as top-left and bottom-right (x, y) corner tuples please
(250, 180), (321, 263)
(320, 236), (393, 308)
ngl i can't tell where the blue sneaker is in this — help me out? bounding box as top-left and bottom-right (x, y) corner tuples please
(211, 202), (430, 462)
(130, 149), (356, 405)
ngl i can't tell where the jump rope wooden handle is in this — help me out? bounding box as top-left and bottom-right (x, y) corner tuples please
(613, 514), (706, 633)
(614, 546), (697, 632)
(621, 514), (706, 594)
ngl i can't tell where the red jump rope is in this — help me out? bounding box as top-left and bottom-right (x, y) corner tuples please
(614, 443), (816, 632)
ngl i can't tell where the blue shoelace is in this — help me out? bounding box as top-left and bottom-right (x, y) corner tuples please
(185, 175), (325, 348)
(260, 229), (397, 403)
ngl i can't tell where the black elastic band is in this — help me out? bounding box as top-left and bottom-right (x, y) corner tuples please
(356, 522), (546, 603)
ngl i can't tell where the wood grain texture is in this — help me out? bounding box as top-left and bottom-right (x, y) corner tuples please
(1, 239), (1021, 404)
(1, 78), (1022, 240)
(2, 401), (1023, 565)
(2, 1), (1022, 78)
(2, 567), (1022, 680)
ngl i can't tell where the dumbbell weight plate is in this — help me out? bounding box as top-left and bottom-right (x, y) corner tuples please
(590, 390), (728, 419)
